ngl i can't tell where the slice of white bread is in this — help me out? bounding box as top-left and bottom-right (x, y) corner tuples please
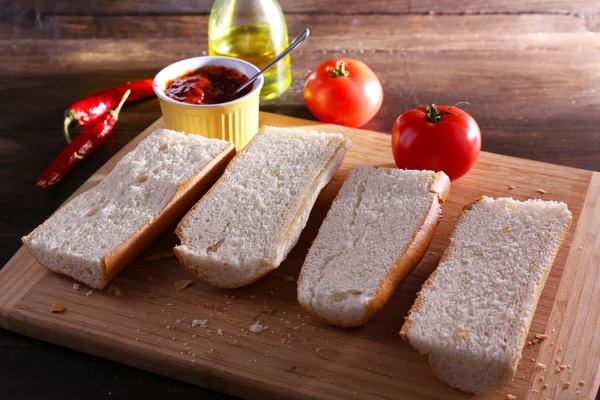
(22, 128), (235, 289)
(174, 126), (351, 289)
(400, 196), (572, 393)
(297, 166), (450, 327)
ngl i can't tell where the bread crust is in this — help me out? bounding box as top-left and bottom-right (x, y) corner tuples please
(363, 198), (443, 325)
(429, 171), (451, 204)
(400, 196), (573, 393)
(100, 144), (235, 287)
(174, 127), (351, 289)
(174, 128), (274, 289)
(298, 170), (450, 327)
(174, 129), (265, 242)
(21, 140), (235, 290)
(174, 249), (275, 289)
(400, 197), (480, 342)
(274, 138), (352, 266)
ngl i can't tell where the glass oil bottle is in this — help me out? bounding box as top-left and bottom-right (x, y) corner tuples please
(208, 0), (292, 101)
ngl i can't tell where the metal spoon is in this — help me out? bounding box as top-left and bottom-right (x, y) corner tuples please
(235, 28), (310, 94)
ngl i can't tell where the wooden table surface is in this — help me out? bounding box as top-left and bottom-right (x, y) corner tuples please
(1, 1), (599, 399)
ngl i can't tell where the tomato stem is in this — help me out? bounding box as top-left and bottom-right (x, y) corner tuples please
(423, 105), (448, 123)
(422, 102), (469, 123)
(326, 60), (350, 77)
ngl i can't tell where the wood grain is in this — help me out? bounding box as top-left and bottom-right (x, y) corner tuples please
(4, 0), (600, 15)
(1, 13), (592, 39)
(2, 30), (599, 172)
(2, 1), (600, 398)
(528, 172), (600, 399)
(1, 112), (598, 400)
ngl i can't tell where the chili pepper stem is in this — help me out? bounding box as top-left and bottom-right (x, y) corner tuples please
(63, 110), (78, 143)
(110, 90), (131, 120)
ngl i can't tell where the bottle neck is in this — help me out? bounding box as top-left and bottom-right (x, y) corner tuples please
(210, 0), (284, 26)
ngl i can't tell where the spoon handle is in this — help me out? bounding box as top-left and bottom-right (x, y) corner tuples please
(236, 28), (310, 94)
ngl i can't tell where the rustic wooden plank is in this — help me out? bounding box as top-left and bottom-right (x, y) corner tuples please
(528, 172), (600, 399)
(5, 0), (600, 15)
(286, 0), (600, 14)
(4, 34), (600, 77)
(1, 112), (596, 400)
(2, 2), (599, 398)
(0, 248), (47, 323)
(0, 13), (591, 39)
(1, 35), (598, 171)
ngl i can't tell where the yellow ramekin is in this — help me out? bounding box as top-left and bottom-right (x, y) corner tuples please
(153, 56), (264, 149)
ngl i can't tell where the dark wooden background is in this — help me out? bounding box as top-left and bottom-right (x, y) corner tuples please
(1, 0), (599, 399)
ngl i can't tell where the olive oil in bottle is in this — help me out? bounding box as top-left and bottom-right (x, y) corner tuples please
(208, 0), (292, 101)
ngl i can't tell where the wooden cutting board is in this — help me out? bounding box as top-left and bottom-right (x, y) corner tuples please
(1, 112), (599, 400)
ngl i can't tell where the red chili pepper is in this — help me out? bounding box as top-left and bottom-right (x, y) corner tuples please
(63, 79), (154, 142)
(38, 90), (131, 188)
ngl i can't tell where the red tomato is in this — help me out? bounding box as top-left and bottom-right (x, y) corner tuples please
(391, 105), (481, 181)
(304, 58), (383, 127)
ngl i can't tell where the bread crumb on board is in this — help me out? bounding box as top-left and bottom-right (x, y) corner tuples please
(108, 284), (122, 296)
(579, 380), (586, 386)
(537, 188), (547, 194)
(527, 332), (549, 346)
(537, 362), (547, 370)
(249, 321), (265, 333)
(175, 280), (194, 291)
(508, 185), (516, 190)
(506, 394), (517, 400)
(541, 383), (548, 390)
(85, 290), (93, 297)
(50, 304), (65, 313)
(191, 319), (208, 328)
(280, 338), (288, 344)
(283, 275), (296, 282)
(563, 382), (571, 390)
(72, 282), (80, 291)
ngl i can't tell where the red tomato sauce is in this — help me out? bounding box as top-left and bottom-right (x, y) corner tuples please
(165, 65), (252, 105)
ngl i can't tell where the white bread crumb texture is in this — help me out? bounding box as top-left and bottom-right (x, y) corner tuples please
(298, 165), (443, 325)
(22, 129), (230, 287)
(176, 126), (348, 284)
(406, 196), (571, 392)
